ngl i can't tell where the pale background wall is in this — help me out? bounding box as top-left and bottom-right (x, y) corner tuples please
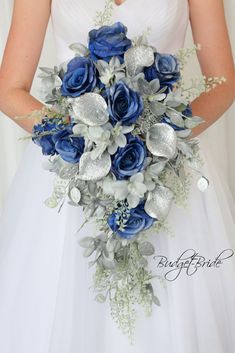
(0, 0), (234, 212)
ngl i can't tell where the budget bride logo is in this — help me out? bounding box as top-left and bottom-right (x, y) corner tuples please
(153, 248), (234, 281)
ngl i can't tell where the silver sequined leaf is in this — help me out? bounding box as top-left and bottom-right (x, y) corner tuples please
(144, 186), (174, 220)
(124, 45), (154, 77)
(78, 151), (111, 181)
(146, 123), (177, 159)
(72, 93), (109, 126)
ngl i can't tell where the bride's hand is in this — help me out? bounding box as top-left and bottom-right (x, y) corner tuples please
(0, 0), (51, 134)
(188, 0), (235, 138)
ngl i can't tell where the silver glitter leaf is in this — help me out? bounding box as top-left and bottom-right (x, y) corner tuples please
(124, 45), (154, 77)
(144, 186), (174, 220)
(78, 151), (111, 181)
(72, 93), (109, 126)
(146, 123), (177, 159)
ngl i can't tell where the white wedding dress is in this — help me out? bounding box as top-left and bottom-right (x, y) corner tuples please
(0, 0), (235, 352)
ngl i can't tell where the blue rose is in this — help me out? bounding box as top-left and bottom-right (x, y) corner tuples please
(108, 201), (154, 239)
(52, 127), (85, 164)
(32, 118), (66, 156)
(88, 22), (132, 63)
(144, 52), (180, 91)
(183, 105), (193, 117)
(111, 134), (147, 180)
(107, 81), (144, 126)
(61, 57), (97, 97)
(161, 105), (192, 131)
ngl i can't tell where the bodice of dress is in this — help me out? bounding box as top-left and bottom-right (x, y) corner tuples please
(50, 0), (189, 63)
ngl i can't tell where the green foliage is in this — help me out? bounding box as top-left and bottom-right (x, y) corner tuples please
(93, 0), (114, 27)
(92, 241), (160, 343)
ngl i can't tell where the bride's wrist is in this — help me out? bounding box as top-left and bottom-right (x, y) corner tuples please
(15, 105), (59, 135)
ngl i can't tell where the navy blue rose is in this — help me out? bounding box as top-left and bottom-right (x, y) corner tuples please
(183, 105), (193, 118)
(52, 127), (85, 164)
(161, 105), (192, 131)
(107, 81), (144, 126)
(111, 134), (147, 180)
(108, 201), (154, 239)
(61, 56), (97, 97)
(144, 52), (180, 91)
(88, 21), (132, 63)
(32, 118), (66, 156)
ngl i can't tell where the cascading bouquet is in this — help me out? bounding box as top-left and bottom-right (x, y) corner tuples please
(25, 0), (225, 341)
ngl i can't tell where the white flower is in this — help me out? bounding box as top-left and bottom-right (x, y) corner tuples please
(87, 126), (110, 159)
(165, 89), (188, 107)
(126, 173), (147, 208)
(101, 172), (147, 208)
(143, 161), (166, 191)
(95, 57), (126, 86)
(38, 66), (62, 101)
(72, 123), (88, 136)
(108, 122), (134, 155)
(148, 92), (167, 102)
(102, 178), (115, 196)
(73, 122), (134, 159)
(143, 170), (156, 191)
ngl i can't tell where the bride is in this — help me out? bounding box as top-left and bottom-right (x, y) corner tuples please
(0, 0), (235, 352)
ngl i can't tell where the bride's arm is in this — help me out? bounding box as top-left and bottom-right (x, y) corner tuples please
(189, 0), (235, 137)
(0, 0), (51, 134)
